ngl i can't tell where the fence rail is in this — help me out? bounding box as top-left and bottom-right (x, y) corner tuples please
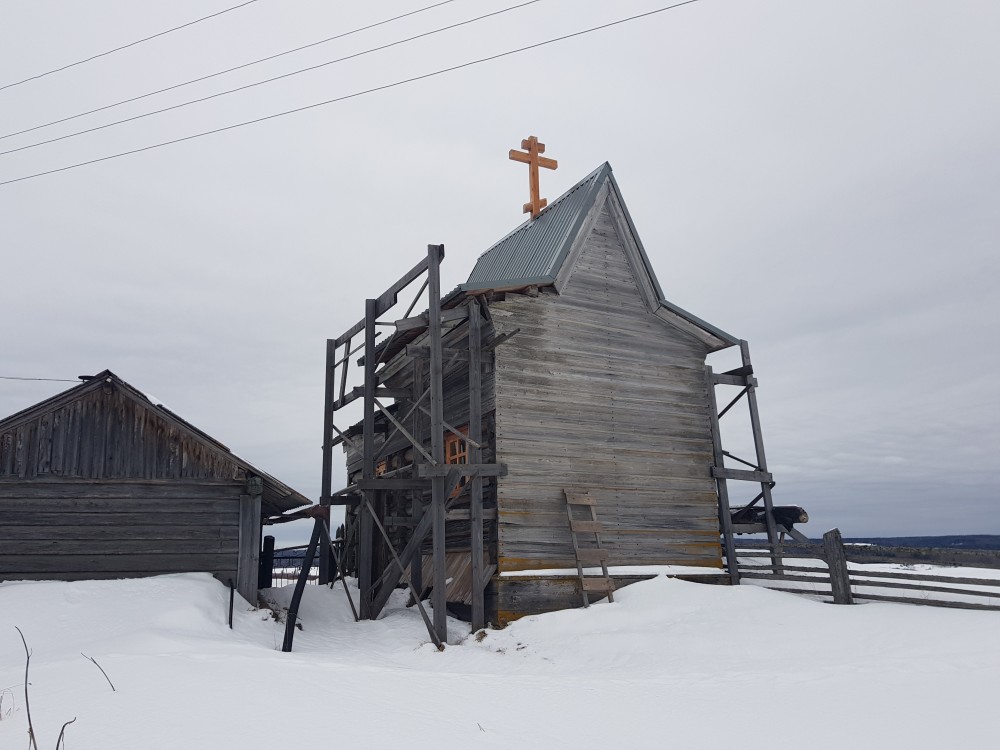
(732, 529), (1000, 612)
(269, 543), (319, 587)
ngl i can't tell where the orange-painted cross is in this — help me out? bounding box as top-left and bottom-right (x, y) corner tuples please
(509, 135), (558, 218)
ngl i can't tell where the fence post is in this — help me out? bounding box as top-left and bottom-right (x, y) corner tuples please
(259, 535), (275, 589)
(823, 528), (854, 605)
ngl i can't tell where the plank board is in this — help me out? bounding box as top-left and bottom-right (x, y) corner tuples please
(491, 200), (723, 571)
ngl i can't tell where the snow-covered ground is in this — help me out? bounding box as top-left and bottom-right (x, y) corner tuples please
(1, 572), (997, 749)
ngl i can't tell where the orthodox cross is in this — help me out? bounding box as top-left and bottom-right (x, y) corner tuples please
(509, 135), (558, 218)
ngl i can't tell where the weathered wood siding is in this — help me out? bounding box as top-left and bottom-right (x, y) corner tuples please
(492, 200), (723, 571)
(0, 382), (244, 481)
(0, 479), (241, 582)
(0, 378), (278, 595)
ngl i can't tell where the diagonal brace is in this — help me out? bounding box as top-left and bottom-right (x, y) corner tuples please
(363, 498), (443, 650)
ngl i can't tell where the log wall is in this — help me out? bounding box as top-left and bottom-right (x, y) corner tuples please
(492, 200), (723, 571)
(0, 479), (241, 583)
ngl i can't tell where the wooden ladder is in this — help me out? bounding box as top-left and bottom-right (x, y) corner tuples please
(564, 491), (615, 607)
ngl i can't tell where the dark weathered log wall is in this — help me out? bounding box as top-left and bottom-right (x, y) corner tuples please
(492, 200), (723, 571)
(0, 383), (243, 481)
(0, 479), (241, 582)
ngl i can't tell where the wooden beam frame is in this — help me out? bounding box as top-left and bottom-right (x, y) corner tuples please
(467, 297), (486, 631)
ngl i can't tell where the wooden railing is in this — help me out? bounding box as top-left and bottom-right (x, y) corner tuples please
(733, 529), (1000, 612)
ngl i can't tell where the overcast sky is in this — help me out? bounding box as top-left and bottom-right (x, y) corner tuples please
(1, 0), (997, 544)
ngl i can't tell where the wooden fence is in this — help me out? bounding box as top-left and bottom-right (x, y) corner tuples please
(268, 544), (319, 587)
(734, 529), (1000, 612)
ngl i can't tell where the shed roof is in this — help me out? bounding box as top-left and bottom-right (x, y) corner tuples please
(461, 162), (739, 349)
(0, 370), (310, 514)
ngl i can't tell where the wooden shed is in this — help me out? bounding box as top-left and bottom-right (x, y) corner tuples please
(0, 370), (310, 601)
(324, 161), (794, 635)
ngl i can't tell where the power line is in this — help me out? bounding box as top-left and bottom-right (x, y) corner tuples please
(0, 376), (79, 383)
(0, 0), (703, 188)
(0, 0), (460, 142)
(0, 1), (261, 93)
(0, 0), (541, 158)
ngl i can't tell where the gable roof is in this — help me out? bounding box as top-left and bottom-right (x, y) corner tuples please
(461, 162), (740, 351)
(0, 370), (310, 514)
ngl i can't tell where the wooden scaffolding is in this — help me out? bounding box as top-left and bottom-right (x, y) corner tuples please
(707, 340), (808, 584)
(318, 244), (504, 646)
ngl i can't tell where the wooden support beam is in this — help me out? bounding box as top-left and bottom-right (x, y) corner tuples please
(363, 499), (443, 650)
(373, 397), (436, 465)
(712, 373), (758, 387)
(479, 563), (497, 591)
(333, 386), (412, 411)
(281, 519), (321, 652)
(333, 247), (444, 346)
(319, 520), (359, 622)
(427, 244), (447, 644)
(369, 500), (433, 618)
(468, 297), (486, 631)
(706, 366), (739, 585)
(319, 337), (336, 584)
(236, 479), (262, 603)
(330, 423), (362, 454)
(741, 340), (782, 570)
(373, 387), (430, 463)
(410, 360), (424, 600)
(445, 508), (497, 522)
(395, 307), (469, 332)
(416, 463), (508, 478)
(711, 466), (774, 483)
(405, 345), (470, 360)
(416, 404), (482, 448)
(356, 478), (432, 490)
(359, 298), (377, 619)
(717, 386), (749, 419)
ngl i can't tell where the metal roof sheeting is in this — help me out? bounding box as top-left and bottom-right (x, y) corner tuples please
(459, 161), (739, 349)
(464, 163), (610, 289)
